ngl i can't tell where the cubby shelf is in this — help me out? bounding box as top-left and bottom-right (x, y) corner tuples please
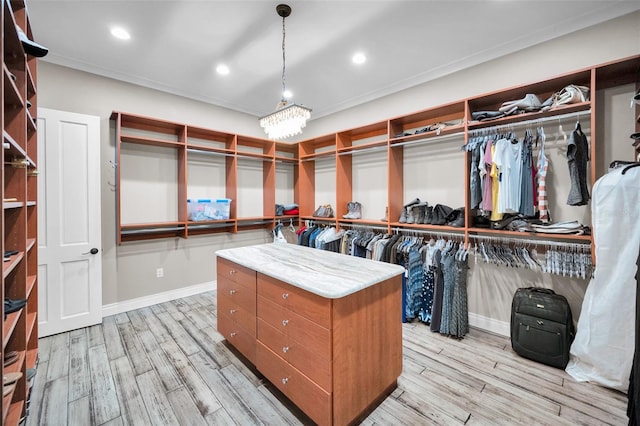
(113, 111), (300, 243)
(2, 1), (40, 423)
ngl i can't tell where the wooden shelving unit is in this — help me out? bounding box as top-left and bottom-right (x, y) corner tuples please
(297, 54), (640, 247)
(113, 54), (639, 247)
(2, 0), (39, 423)
(112, 112), (300, 243)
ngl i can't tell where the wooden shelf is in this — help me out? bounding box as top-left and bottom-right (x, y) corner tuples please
(25, 348), (38, 369)
(120, 134), (183, 148)
(4, 401), (24, 426)
(26, 312), (37, 340)
(3, 201), (24, 209)
(26, 238), (35, 251)
(3, 252), (24, 279)
(467, 227), (593, 242)
(3, 351), (25, 376)
(3, 311), (22, 350)
(26, 275), (36, 297)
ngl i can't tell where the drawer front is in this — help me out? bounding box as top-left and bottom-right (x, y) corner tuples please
(258, 295), (331, 358)
(257, 319), (332, 391)
(256, 342), (331, 426)
(217, 257), (256, 286)
(257, 273), (331, 329)
(218, 293), (256, 335)
(218, 276), (256, 313)
(218, 313), (256, 363)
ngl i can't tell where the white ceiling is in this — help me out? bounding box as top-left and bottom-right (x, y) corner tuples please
(27, 1), (640, 120)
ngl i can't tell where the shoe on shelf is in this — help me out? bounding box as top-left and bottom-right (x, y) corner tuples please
(4, 371), (22, 386)
(412, 203), (427, 224)
(26, 368), (36, 381)
(381, 206), (388, 222)
(342, 201), (354, 219)
(423, 205), (434, 224)
(343, 201), (362, 219)
(3, 383), (15, 397)
(403, 198), (420, 209)
(407, 204), (418, 225)
(399, 208), (408, 223)
(5, 298), (27, 314)
(16, 25), (48, 58)
(3, 351), (18, 367)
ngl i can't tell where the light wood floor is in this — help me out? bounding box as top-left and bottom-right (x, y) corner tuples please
(27, 290), (628, 425)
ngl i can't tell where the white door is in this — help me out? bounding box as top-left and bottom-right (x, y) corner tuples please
(37, 108), (102, 337)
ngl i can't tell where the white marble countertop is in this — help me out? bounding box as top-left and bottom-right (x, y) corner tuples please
(216, 243), (404, 299)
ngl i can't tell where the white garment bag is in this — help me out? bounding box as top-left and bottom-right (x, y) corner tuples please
(566, 165), (640, 392)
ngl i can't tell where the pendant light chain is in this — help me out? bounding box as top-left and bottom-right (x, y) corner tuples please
(281, 14), (286, 102)
(259, 4), (311, 140)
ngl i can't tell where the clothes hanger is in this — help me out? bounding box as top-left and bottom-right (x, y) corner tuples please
(621, 162), (640, 174)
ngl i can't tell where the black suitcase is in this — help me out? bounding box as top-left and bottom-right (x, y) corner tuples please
(510, 287), (575, 369)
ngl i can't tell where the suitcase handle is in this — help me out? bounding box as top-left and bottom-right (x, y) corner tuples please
(523, 287), (556, 295)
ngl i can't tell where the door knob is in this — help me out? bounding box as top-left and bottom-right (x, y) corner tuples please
(82, 248), (99, 255)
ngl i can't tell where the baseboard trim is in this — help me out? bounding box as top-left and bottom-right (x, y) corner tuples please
(102, 281), (215, 317)
(469, 312), (510, 337)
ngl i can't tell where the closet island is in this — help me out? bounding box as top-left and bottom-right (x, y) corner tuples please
(215, 243), (405, 425)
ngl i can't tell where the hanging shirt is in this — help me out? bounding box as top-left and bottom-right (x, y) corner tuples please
(494, 137), (523, 214)
(519, 131), (535, 216)
(566, 123), (590, 206)
(536, 132), (551, 222)
(489, 143), (503, 221)
(482, 138), (494, 212)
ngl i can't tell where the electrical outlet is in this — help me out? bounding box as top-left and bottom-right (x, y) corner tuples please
(156, 268), (164, 278)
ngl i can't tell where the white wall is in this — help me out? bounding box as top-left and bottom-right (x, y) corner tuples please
(38, 63), (272, 306)
(37, 11), (639, 328)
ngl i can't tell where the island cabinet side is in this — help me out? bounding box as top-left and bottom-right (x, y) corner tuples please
(332, 275), (403, 425)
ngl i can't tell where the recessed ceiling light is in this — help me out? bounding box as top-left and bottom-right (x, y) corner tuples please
(216, 64), (230, 75)
(110, 27), (130, 40)
(352, 52), (366, 65)
(283, 89), (292, 99)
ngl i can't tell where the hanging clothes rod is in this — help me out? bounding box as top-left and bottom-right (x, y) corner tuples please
(468, 234), (591, 250)
(468, 109), (591, 136)
(392, 227), (464, 239)
(390, 131), (465, 149)
(337, 144), (388, 157)
(186, 148), (235, 158)
(341, 222), (389, 231)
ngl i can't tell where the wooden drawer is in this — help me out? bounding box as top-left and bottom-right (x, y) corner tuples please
(257, 295), (331, 357)
(218, 276), (255, 313)
(218, 312), (256, 364)
(257, 273), (331, 329)
(217, 257), (256, 287)
(256, 342), (331, 426)
(218, 293), (256, 335)
(257, 318), (332, 391)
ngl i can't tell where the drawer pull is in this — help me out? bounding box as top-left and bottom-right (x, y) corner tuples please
(282, 319), (289, 326)
(282, 293), (289, 300)
(230, 332), (237, 337)
(229, 270), (236, 275)
(281, 377), (289, 385)
(229, 309), (237, 315)
(229, 289), (237, 295)
(282, 346), (289, 353)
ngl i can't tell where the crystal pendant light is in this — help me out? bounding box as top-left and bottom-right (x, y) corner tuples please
(259, 4), (311, 140)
